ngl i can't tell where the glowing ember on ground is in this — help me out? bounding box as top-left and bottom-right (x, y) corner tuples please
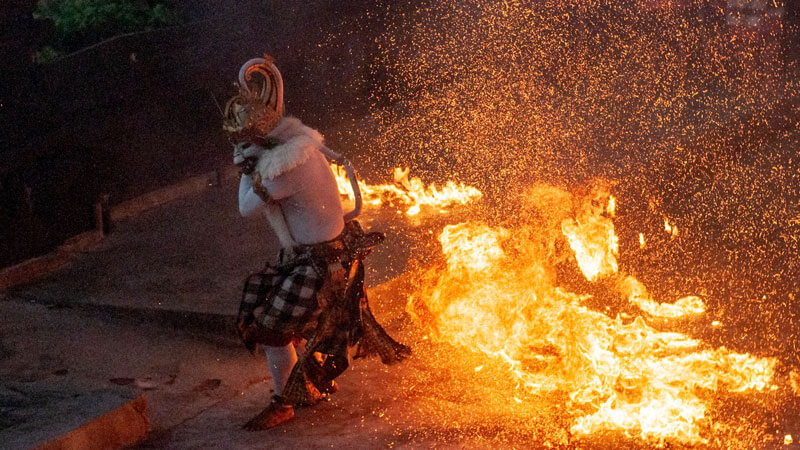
(331, 163), (482, 216)
(407, 184), (777, 445)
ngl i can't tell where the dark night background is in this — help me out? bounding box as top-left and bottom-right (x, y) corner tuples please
(1, 1), (799, 366)
(0, 0), (402, 268)
(1, 0), (798, 268)
(1, 1), (800, 445)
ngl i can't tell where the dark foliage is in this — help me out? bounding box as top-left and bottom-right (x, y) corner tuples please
(33, 0), (176, 62)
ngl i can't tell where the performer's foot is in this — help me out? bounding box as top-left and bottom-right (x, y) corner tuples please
(243, 395), (294, 431)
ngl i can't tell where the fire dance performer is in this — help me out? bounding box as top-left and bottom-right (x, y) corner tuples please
(223, 56), (410, 430)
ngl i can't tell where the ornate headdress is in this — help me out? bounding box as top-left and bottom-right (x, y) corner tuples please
(223, 56), (285, 144)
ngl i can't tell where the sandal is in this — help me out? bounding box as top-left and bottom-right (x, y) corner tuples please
(243, 395), (295, 430)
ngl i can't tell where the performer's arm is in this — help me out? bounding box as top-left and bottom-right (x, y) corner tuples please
(238, 174), (266, 217)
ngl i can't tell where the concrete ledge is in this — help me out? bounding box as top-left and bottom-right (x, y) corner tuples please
(110, 171), (218, 223)
(1, 167), (233, 292)
(3, 267), (417, 349)
(0, 231), (104, 291)
(1, 384), (150, 450)
(35, 395), (150, 450)
(2, 291), (241, 348)
(67, 302), (240, 348)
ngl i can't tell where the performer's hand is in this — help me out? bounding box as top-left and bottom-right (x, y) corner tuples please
(237, 320), (262, 355)
(239, 324), (276, 357)
(250, 174), (273, 203)
(233, 142), (259, 175)
(238, 157), (258, 175)
(238, 321), (266, 344)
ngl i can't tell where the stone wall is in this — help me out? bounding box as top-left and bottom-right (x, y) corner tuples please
(0, 0), (407, 267)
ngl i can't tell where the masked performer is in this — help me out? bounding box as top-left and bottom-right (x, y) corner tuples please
(224, 56), (410, 430)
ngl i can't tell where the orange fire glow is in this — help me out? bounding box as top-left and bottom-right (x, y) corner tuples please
(407, 184), (776, 445)
(560, 190), (619, 282)
(331, 163), (482, 216)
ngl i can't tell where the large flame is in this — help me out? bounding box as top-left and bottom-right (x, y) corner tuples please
(560, 189), (619, 281)
(331, 164), (482, 216)
(407, 184), (776, 445)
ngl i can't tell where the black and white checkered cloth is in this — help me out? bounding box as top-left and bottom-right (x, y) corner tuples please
(235, 221), (410, 405)
(236, 221), (388, 349)
(237, 248), (329, 338)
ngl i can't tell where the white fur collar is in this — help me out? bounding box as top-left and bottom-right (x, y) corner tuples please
(255, 116), (324, 180)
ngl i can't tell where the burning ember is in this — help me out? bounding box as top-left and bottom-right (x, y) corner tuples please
(331, 163), (482, 216)
(315, 0), (799, 444)
(406, 184), (777, 445)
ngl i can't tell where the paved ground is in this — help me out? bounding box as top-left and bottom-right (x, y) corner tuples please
(0, 298), (265, 449)
(0, 176), (492, 448)
(3, 170), (799, 449)
(5, 177), (428, 316)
